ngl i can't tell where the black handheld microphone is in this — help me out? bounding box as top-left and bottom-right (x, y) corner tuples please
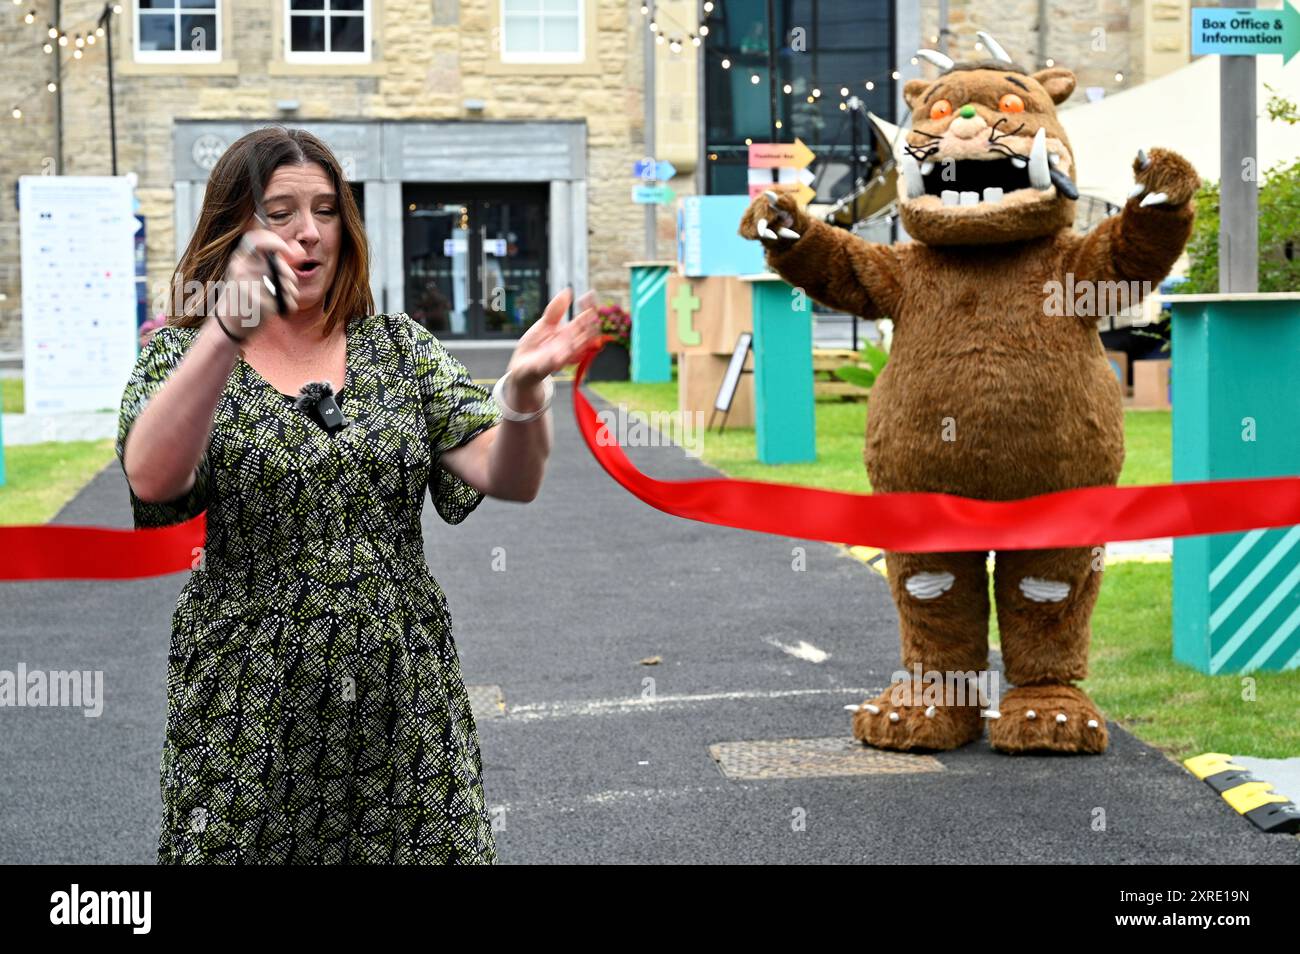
(293, 381), (349, 435)
(245, 152), (290, 318)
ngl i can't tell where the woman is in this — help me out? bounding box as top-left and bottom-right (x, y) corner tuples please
(117, 126), (600, 864)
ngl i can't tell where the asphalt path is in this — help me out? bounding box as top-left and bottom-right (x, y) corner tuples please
(2, 382), (1296, 864)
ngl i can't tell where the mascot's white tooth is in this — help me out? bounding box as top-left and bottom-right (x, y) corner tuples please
(921, 160), (935, 175)
(1029, 128), (1051, 189)
(983, 187), (1003, 203)
(901, 153), (926, 199)
(960, 191), (979, 206)
(1011, 157), (1027, 169)
(941, 190), (959, 206)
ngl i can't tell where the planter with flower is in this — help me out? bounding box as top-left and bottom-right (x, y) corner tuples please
(586, 301), (632, 381)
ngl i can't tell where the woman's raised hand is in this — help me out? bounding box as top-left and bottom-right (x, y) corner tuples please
(216, 228), (301, 338)
(505, 288), (603, 385)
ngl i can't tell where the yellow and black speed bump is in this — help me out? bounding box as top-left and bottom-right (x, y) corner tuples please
(1184, 752), (1300, 834)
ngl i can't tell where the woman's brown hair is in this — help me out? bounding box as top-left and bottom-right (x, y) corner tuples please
(166, 125), (374, 339)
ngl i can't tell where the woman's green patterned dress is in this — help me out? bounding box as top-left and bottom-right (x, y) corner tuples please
(115, 311), (503, 864)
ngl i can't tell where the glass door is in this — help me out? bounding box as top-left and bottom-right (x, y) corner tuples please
(403, 184), (549, 338)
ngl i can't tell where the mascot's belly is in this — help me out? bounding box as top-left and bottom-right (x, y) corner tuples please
(865, 317), (1126, 501)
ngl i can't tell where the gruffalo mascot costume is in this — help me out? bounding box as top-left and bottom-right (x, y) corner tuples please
(739, 32), (1199, 754)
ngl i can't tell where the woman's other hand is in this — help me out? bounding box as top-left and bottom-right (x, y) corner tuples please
(504, 288), (602, 388)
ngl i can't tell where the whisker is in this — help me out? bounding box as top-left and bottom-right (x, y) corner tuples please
(903, 144), (941, 160)
(990, 121), (1027, 143)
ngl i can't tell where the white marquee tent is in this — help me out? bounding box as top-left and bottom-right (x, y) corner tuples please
(1062, 53), (1300, 206)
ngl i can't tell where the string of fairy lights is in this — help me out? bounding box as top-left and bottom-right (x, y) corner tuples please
(640, 1), (1129, 153)
(6, 1), (124, 121)
(7, 3), (1132, 125)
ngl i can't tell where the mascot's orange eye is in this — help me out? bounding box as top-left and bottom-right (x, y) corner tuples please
(929, 99), (952, 120)
(999, 93), (1025, 113)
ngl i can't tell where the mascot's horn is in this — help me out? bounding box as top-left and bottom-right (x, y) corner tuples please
(976, 30), (1013, 64)
(916, 49), (955, 72)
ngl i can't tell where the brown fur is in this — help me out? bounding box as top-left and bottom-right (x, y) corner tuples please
(739, 58), (1199, 755)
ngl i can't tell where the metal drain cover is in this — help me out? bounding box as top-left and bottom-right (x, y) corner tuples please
(709, 737), (946, 780)
(466, 684), (506, 721)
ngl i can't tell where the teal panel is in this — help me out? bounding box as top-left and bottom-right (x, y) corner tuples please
(629, 265), (672, 383)
(1171, 297), (1300, 673)
(751, 280), (815, 464)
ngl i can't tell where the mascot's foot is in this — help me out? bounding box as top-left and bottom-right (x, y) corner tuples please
(850, 685), (984, 752)
(986, 684), (1108, 754)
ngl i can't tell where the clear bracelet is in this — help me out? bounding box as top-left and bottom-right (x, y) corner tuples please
(492, 369), (554, 422)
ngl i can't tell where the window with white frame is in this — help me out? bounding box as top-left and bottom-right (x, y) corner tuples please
(285, 0), (371, 64)
(135, 0), (221, 63)
(501, 0), (583, 64)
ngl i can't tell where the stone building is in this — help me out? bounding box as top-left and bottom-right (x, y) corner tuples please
(0, 0), (1192, 358)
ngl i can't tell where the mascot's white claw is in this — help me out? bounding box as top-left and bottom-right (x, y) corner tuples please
(777, 226), (800, 239)
(844, 704), (861, 712)
(756, 217), (780, 240)
(1029, 128), (1051, 190)
(763, 189), (780, 202)
(1128, 182), (1146, 199)
(888, 711), (901, 723)
(1087, 719), (1100, 729)
(1025, 709), (1037, 721)
(981, 709), (1001, 720)
(1137, 148), (1151, 170)
(924, 705), (937, 719)
(1139, 191), (1169, 207)
(1056, 713), (1068, 724)
(863, 703), (880, 714)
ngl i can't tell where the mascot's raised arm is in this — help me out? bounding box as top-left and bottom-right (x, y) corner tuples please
(739, 31), (1201, 755)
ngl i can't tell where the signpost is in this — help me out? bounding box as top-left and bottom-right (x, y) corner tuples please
(1189, 0), (1300, 293)
(631, 158), (677, 206)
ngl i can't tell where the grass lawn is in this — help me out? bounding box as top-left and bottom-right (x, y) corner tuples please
(0, 439), (116, 526)
(587, 377), (1300, 760)
(2, 377), (23, 414)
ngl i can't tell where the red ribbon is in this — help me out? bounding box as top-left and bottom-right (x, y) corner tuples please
(3, 344), (1299, 580)
(0, 513), (205, 580)
(572, 346), (1300, 553)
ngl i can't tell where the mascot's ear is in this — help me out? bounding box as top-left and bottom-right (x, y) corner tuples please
(1033, 66), (1076, 105)
(903, 78), (931, 111)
